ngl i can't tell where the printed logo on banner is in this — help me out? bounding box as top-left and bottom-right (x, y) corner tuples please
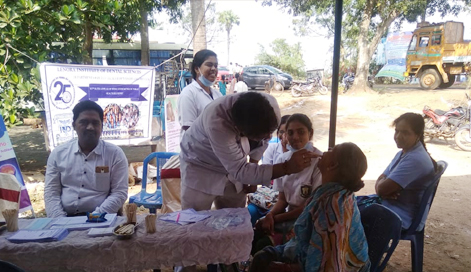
(49, 77), (76, 110)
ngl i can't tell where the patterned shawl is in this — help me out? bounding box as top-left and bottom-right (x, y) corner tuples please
(293, 182), (370, 272)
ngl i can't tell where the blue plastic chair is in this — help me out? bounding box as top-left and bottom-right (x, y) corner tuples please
(400, 160), (447, 272)
(360, 203), (402, 272)
(129, 152), (179, 213)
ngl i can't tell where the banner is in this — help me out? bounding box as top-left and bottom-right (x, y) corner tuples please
(164, 95), (181, 153)
(40, 64), (155, 150)
(376, 32), (413, 82)
(0, 115), (33, 212)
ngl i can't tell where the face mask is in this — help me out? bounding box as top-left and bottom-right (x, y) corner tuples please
(198, 68), (215, 87)
(287, 141), (313, 152)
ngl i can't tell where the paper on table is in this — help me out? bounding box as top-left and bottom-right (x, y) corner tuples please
(159, 209), (210, 225)
(50, 214), (118, 230)
(87, 227), (115, 237)
(7, 229), (69, 243)
(25, 218), (53, 230)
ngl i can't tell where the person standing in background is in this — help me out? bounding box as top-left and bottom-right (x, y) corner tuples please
(234, 73), (248, 93)
(177, 49), (223, 139)
(218, 75), (227, 96)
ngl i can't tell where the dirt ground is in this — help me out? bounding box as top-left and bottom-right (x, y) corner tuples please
(8, 83), (471, 271)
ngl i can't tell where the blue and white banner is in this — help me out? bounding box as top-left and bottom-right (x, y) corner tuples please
(40, 64), (155, 150)
(0, 115), (33, 213)
(376, 32), (413, 82)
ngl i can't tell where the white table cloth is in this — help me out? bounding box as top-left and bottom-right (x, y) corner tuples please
(0, 208), (252, 272)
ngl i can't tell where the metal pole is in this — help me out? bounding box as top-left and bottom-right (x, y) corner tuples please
(328, 0), (343, 149)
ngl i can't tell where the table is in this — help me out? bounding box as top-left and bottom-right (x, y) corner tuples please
(0, 208), (252, 272)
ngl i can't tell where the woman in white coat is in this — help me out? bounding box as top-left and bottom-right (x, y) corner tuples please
(177, 49), (223, 139)
(179, 92), (318, 211)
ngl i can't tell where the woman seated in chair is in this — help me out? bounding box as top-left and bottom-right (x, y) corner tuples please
(252, 114), (322, 254)
(247, 114), (291, 226)
(361, 112), (436, 230)
(250, 142), (370, 272)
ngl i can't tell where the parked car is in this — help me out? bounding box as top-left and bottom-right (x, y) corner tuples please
(241, 65), (292, 90)
(217, 66), (232, 83)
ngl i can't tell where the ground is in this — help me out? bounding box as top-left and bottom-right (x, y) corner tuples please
(8, 83), (471, 271)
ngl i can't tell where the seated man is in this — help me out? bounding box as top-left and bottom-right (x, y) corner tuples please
(44, 100), (128, 217)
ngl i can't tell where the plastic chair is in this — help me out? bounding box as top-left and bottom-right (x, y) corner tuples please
(400, 160), (447, 272)
(0, 260), (26, 272)
(129, 152), (179, 213)
(360, 203), (402, 272)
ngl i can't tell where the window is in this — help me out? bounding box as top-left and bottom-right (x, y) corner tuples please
(431, 35), (441, 45)
(408, 35), (417, 50)
(419, 36), (430, 47)
(259, 68), (271, 75)
(266, 66), (282, 74)
(246, 68), (256, 74)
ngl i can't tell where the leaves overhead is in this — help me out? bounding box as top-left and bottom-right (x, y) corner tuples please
(0, 0), (186, 126)
(262, 0), (469, 92)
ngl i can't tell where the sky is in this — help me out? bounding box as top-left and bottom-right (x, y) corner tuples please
(144, 0), (471, 70)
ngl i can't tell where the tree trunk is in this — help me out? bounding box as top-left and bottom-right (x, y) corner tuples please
(350, 1), (399, 94)
(227, 29), (230, 66)
(139, 0), (149, 66)
(190, 0), (207, 55)
(83, 20), (93, 65)
(350, 1), (372, 93)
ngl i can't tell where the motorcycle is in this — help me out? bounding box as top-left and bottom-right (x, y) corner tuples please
(342, 73), (355, 93)
(454, 93), (471, 151)
(291, 76), (328, 97)
(342, 73), (374, 93)
(423, 93), (471, 151)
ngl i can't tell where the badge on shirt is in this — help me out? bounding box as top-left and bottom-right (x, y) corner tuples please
(300, 185), (312, 198)
(95, 166), (109, 173)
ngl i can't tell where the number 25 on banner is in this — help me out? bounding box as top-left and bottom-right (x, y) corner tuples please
(49, 77), (76, 109)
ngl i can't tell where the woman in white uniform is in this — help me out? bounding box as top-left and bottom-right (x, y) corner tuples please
(178, 49), (223, 138)
(262, 114), (291, 165)
(247, 115), (291, 226)
(180, 92), (317, 212)
(253, 114), (323, 253)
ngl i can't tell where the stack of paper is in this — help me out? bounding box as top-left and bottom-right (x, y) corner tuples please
(7, 229), (69, 243)
(25, 218), (53, 230)
(87, 227), (115, 237)
(159, 209), (210, 225)
(49, 214), (118, 230)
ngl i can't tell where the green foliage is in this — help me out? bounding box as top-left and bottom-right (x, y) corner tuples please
(256, 38), (306, 79)
(262, 0), (468, 89)
(0, 0), (185, 127)
(217, 10), (240, 34)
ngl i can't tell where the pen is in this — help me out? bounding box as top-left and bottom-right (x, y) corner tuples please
(176, 212), (181, 223)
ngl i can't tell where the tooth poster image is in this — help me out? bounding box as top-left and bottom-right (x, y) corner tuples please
(40, 64), (155, 150)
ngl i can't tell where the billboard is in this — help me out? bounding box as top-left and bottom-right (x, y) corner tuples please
(376, 32), (413, 81)
(40, 63), (155, 150)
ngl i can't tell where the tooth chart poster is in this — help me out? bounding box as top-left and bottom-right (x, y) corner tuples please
(40, 63), (155, 150)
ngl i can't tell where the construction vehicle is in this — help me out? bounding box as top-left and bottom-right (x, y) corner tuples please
(404, 21), (471, 90)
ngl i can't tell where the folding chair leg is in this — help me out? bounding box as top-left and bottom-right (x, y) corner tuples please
(411, 233), (424, 272)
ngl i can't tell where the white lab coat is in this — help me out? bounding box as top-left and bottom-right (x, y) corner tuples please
(177, 80), (223, 139)
(180, 93), (281, 196)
